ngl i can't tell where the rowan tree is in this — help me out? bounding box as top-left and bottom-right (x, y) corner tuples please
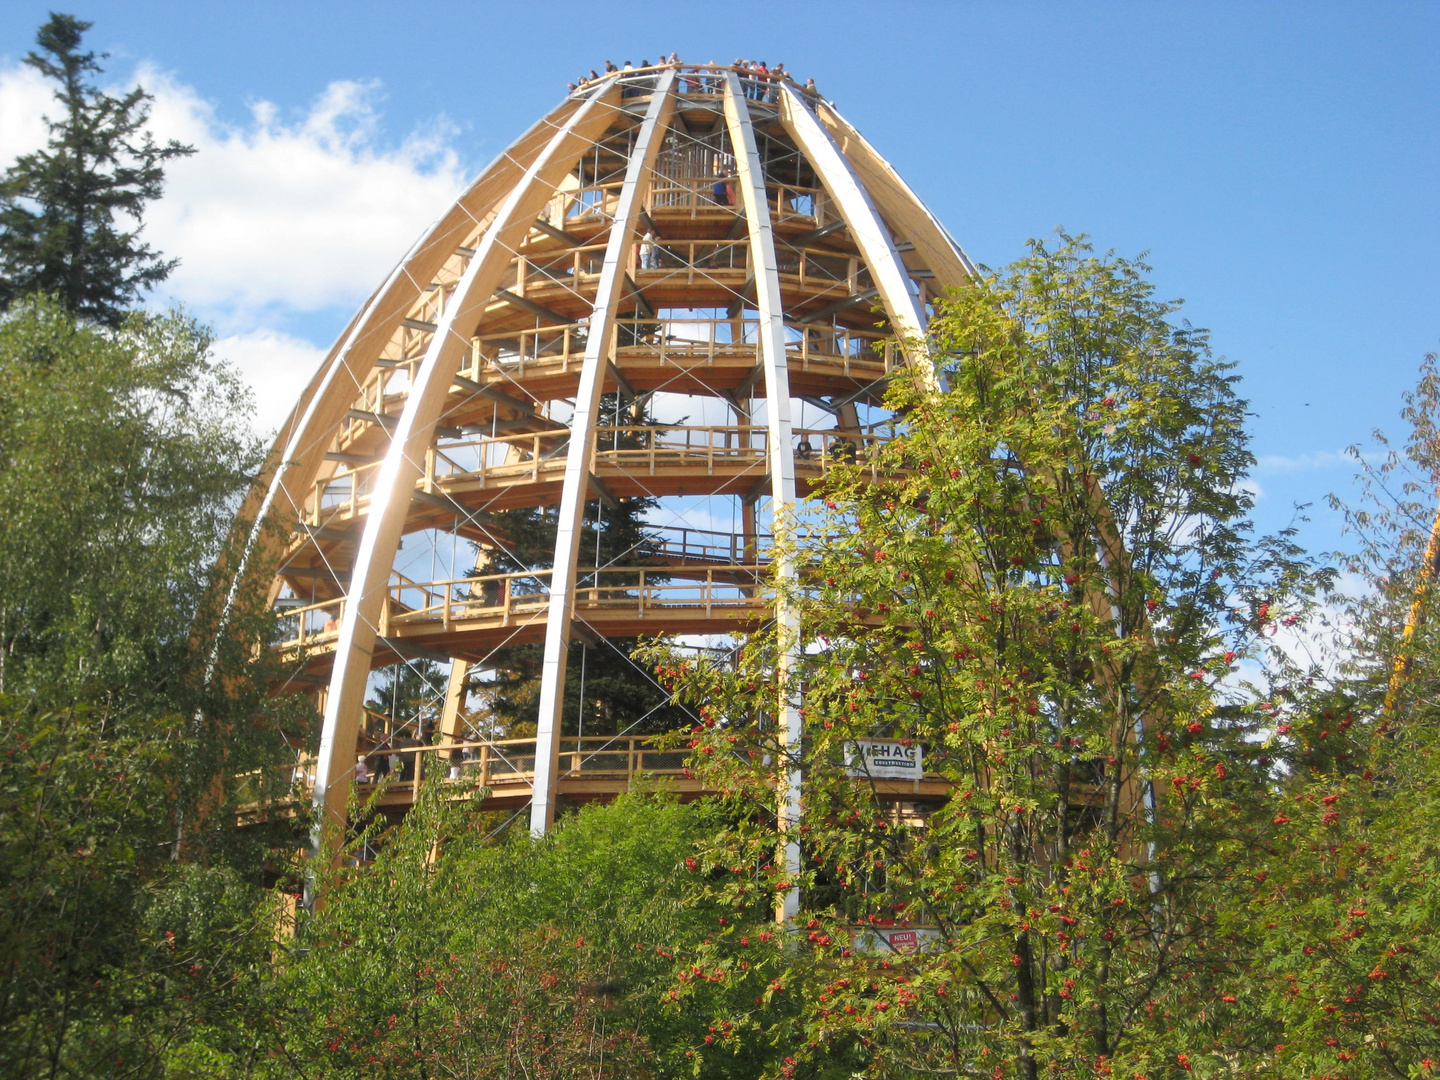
(647, 235), (1333, 1078)
(1206, 353), (1440, 1079)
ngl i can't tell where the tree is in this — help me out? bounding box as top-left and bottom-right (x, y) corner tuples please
(0, 14), (193, 325)
(232, 787), (782, 1079)
(473, 395), (689, 739)
(647, 235), (1332, 1078)
(0, 298), (305, 1079)
(1205, 353), (1440, 1078)
(366, 659), (447, 741)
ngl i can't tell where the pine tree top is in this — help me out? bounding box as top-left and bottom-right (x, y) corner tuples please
(0, 13), (194, 326)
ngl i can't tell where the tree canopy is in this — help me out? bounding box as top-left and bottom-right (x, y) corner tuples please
(0, 298), (306, 1079)
(644, 236), (1353, 1078)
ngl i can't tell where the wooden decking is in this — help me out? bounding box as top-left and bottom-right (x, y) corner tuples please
(246, 734), (954, 819)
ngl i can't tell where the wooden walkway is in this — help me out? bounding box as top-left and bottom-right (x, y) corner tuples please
(249, 734), (954, 818)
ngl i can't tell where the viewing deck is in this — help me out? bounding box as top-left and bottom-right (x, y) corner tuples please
(277, 563), (775, 676)
(249, 734), (954, 818)
(324, 321), (894, 463)
(293, 425), (888, 547)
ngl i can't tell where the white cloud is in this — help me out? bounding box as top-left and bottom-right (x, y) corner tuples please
(139, 68), (470, 318)
(1, 59), (474, 436)
(0, 61), (471, 321)
(212, 328), (328, 437)
(1255, 450), (1351, 474)
(0, 64), (51, 164)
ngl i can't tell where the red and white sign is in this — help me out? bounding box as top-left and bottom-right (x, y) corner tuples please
(887, 930), (920, 954)
(851, 925), (943, 955)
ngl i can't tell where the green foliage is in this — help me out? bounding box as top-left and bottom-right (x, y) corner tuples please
(0, 711), (278, 1080)
(0, 14), (193, 325)
(645, 235), (1334, 1078)
(366, 659), (447, 740)
(0, 301), (249, 697)
(12, 205), (1440, 1079)
(0, 298), (303, 1079)
(241, 789), (782, 1078)
(1203, 353), (1440, 1079)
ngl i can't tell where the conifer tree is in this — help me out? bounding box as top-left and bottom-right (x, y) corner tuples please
(472, 394), (690, 739)
(0, 14), (193, 325)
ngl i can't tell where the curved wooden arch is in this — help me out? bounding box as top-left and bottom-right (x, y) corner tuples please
(311, 84), (621, 848)
(529, 71), (678, 835)
(217, 66), (1068, 877)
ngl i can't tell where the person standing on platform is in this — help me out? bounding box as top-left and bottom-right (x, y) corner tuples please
(771, 62), (787, 99)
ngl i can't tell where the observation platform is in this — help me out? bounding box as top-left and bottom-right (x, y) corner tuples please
(322, 326), (894, 467)
(276, 562), (773, 680)
(245, 734), (954, 820)
(241, 59), (968, 841)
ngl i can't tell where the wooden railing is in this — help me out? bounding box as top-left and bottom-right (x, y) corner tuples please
(267, 732), (952, 809)
(304, 426), (892, 528)
(385, 563), (768, 627)
(649, 525), (772, 564)
(275, 563), (772, 653)
(276, 736), (693, 798)
(466, 317), (892, 381)
(274, 568), (428, 650)
(557, 177), (831, 228)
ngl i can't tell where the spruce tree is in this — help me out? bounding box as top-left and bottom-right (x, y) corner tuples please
(473, 396), (690, 739)
(0, 14), (193, 326)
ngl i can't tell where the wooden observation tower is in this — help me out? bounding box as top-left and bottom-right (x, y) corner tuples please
(234, 63), (975, 856)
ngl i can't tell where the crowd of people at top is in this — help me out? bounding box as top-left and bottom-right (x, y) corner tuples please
(567, 55), (818, 100)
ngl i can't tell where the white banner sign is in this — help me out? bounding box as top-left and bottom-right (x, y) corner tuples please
(845, 739), (923, 780)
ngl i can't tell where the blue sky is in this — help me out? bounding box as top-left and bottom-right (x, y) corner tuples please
(1, 0), (1436, 562)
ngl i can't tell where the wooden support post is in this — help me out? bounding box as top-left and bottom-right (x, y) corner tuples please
(439, 659), (469, 744)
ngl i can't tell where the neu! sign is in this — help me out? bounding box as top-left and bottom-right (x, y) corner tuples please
(850, 925), (944, 955)
(844, 739), (923, 780)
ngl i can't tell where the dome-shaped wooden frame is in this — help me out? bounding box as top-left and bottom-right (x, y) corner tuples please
(229, 66), (977, 903)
